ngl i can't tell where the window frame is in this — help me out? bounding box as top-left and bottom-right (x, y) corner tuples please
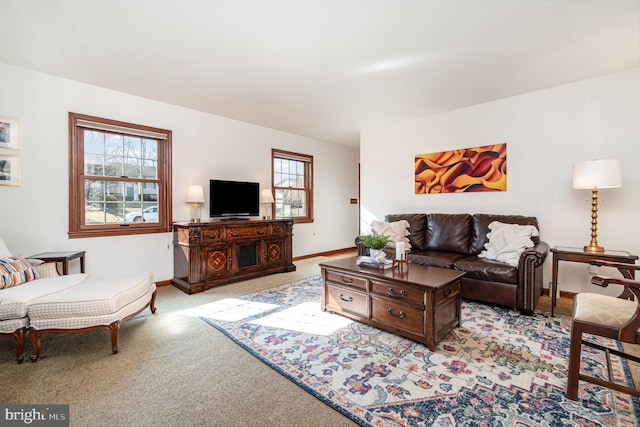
(271, 148), (313, 224)
(68, 112), (172, 238)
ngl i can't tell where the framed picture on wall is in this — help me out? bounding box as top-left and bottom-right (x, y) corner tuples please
(0, 116), (20, 150)
(0, 153), (20, 186)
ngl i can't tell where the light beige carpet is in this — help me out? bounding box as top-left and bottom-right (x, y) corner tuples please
(1, 258), (637, 426)
(0, 254), (360, 427)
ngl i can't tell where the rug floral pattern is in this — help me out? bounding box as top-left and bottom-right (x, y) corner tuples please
(199, 276), (640, 426)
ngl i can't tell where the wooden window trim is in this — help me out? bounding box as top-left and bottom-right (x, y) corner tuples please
(272, 148), (313, 224)
(68, 112), (172, 238)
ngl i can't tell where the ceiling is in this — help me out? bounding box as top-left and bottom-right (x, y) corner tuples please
(0, 0), (638, 147)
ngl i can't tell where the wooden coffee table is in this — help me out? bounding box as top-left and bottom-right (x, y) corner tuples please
(320, 256), (465, 351)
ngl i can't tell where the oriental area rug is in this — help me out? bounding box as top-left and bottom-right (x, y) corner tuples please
(199, 276), (640, 426)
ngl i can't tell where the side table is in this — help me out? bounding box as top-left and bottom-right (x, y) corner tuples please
(29, 251), (86, 275)
(550, 246), (638, 316)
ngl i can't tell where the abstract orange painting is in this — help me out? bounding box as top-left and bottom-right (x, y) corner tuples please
(415, 143), (507, 194)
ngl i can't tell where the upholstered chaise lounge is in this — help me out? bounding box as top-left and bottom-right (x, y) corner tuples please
(0, 237), (156, 363)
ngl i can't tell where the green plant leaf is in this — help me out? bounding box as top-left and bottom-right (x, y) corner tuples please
(357, 230), (392, 249)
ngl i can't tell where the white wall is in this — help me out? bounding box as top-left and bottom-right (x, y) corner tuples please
(0, 63), (360, 281)
(361, 67), (640, 296)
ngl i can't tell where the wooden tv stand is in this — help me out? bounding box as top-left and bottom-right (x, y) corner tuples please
(172, 218), (296, 294)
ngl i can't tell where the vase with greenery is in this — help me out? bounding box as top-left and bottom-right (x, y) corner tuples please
(358, 231), (392, 261)
(358, 231), (392, 249)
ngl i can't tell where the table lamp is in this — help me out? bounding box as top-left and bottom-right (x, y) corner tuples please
(572, 159), (622, 253)
(260, 188), (275, 219)
(186, 184), (205, 222)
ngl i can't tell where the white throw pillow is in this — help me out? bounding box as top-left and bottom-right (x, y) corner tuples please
(478, 221), (539, 267)
(370, 220), (411, 249)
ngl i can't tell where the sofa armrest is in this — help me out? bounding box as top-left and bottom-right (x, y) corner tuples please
(519, 241), (549, 269)
(517, 240), (549, 314)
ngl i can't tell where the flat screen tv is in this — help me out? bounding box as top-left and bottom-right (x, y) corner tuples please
(209, 179), (260, 219)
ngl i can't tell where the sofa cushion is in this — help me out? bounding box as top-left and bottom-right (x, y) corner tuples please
(407, 250), (465, 269)
(478, 221), (539, 267)
(469, 214), (539, 255)
(424, 214), (471, 254)
(371, 220), (411, 249)
(28, 271), (155, 320)
(386, 214), (427, 250)
(453, 256), (518, 284)
(0, 317), (29, 334)
(0, 274), (87, 320)
(0, 257), (38, 289)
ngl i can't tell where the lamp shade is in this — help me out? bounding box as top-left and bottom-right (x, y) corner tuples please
(186, 185), (205, 203)
(572, 159), (622, 189)
(260, 188), (275, 204)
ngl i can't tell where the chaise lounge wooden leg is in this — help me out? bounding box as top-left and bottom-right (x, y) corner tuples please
(109, 321), (120, 354)
(11, 328), (26, 364)
(29, 328), (43, 363)
(1, 328), (26, 363)
(149, 290), (157, 314)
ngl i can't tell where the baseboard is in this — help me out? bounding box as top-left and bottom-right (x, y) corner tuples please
(156, 279), (173, 287)
(542, 288), (577, 299)
(293, 247), (357, 261)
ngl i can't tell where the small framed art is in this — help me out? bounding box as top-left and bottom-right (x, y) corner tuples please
(0, 153), (20, 186)
(0, 116), (20, 150)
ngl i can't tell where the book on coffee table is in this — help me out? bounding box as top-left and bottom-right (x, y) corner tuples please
(356, 256), (393, 269)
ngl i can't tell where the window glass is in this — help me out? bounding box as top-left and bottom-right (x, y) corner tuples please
(272, 149), (313, 223)
(69, 113), (172, 238)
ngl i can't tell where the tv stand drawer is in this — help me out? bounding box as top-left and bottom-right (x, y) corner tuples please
(225, 224), (271, 239)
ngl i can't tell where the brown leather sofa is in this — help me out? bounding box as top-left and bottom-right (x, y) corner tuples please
(358, 213), (549, 315)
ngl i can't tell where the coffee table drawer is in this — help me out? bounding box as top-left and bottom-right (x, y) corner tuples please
(325, 284), (368, 318)
(371, 296), (424, 336)
(325, 271), (367, 290)
(370, 280), (425, 306)
(435, 280), (460, 304)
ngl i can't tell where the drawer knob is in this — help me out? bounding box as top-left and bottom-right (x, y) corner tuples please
(387, 308), (405, 319)
(444, 288), (453, 297)
(339, 294), (353, 302)
(387, 288), (406, 299)
(206, 231), (217, 238)
(339, 276), (353, 284)
(256, 228), (265, 234)
(230, 230), (240, 237)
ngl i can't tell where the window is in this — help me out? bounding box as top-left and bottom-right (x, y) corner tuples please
(272, 149), (313, 223)
(69, 113), (172, 238)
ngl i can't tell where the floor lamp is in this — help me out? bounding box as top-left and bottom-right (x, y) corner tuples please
(572, 159), (622, 253)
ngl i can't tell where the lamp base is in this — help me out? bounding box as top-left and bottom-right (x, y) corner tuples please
(583, 243), (604, 253)
(190, 203), (202, 223)
(393, 259), (409, 272)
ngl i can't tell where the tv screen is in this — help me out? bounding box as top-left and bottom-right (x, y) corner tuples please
(210, 180), (260, 218)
